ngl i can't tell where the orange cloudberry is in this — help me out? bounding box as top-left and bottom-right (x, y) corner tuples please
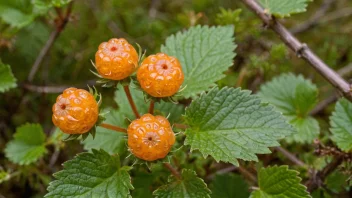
(95, 38), (138, 80)
(127, 114), (176, 161)
(137, 53), (184, 97)
(52, 88), (98, 134)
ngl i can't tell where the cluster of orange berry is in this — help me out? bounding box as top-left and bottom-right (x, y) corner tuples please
(52, 38), (184, 161)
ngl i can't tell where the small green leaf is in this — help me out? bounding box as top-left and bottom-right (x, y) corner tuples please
(161, 25), (236, 98)
(153, 169), (211, 198)
(250, 166), (311, 198)
(51, 0), (72, 7)
(330, 98), (352, 152)
(45, 149), (133, 197)
(211, 174), (250, 198)
(0, 61), (17, 93)
(215, 8), (242, 26)
(115, 83), (184, 123)
(82, 109), (127, 154)
(258, 0), (312, 18)
(259, 73), (319, 143)
(0, 171), (10, 184)
(0, 4), (34, 28)
(5, 123), (47, 165)
(286, 116), (320, 144)
(184, 87), (294, 166)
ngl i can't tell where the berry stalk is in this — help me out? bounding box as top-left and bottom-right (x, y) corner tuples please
(100, 123), (127, 133)
(164, 163), (181, 180)
(123, 85), (140, 118)
(148, 100), (155, 114)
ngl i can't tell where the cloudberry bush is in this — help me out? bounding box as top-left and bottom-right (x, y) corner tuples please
(2, 1), (352, 197)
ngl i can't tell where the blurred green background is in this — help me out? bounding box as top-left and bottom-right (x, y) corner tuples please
(1, 0), (352, 197)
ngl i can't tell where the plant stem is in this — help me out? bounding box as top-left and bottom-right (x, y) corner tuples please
(28, 2), (73, 82)
(238, 166), (257, 184)
(306, 156), (343, 192)
(173, 123), (189, 129)
(148, 100), (155, 114)
(275, 147), (306, 167)
(240, 0), (352, 102)
(100, 123), (127, 133)
(123, 85), (140, 118)
(164, 163), (181, 180)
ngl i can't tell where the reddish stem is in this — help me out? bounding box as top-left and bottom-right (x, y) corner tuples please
(164, 163), (181, 180)
(173, 123), (189, 129)
(148, 100), (155, 114)
(123, 85), (140, 118)
(100, 123), (127, 133)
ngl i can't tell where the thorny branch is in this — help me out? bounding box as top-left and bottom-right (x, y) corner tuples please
(240, 0), (352, 102)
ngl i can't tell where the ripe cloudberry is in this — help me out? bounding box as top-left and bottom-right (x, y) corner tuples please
(137, 53), (184, 97)
(52, 88), (99, 134)
(128, 114), (176, 161)
(95, 38), (138, 80)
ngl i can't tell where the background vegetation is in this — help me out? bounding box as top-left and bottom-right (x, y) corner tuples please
(0, 0), (351, 197)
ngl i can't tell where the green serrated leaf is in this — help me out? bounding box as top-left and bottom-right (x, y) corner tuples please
(161, 25), (236, 98)
(5, 123), (47, 165)
(115, 83), (184, 123)
(330, 98), (352, 152)
(45, 149), (133, 197)
(259, 73), (319, 143)
(286, 116), (320, 144)
(153, 169), (211, 198)
(250, 165), (311, 198)
(211, 174), (250, 198)
(0, 61), (17, 93)
(82, 109), (127, 154)
(184, 87), (294, 166)
(258, 0), (312, 18)
(132, 172), (155, 198)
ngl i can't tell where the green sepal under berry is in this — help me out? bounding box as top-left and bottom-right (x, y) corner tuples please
(131, 75), (186, 104)
(63, 109), (107, 141)
(125, 143), (184, 169)
(90, 60), (133, 88)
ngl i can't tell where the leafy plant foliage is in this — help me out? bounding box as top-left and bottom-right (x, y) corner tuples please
(45, 149), (133, 197)
(211, 174), (249, 198)
(0, 61), (17, 93)
(258, 0), (312, 18)
(184, 86), (294, 166)
(153, 169), (211, 198)
(82, 109), (127, 154)
(161, 25), (237, 98)
(259, 73), (319, 143)
(330, 98), (352, 152)
(5, 123), (47, 165)
(250, 166), (311, 198)
(114, 83), (184, 122)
